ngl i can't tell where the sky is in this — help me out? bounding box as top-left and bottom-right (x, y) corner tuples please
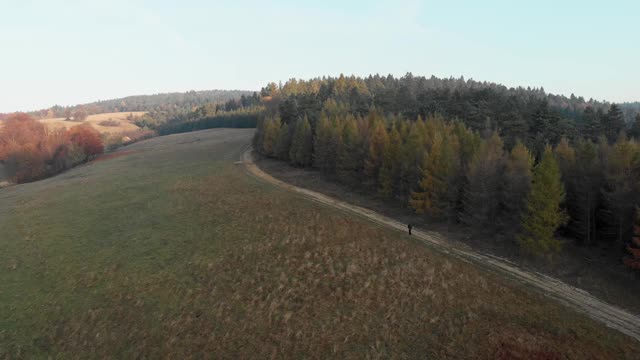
(0, 0), (638, 112)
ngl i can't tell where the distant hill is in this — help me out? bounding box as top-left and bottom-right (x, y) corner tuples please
(0, 89), (255, 120)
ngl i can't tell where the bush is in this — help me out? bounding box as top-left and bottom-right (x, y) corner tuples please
(98, 119), (120, 127)
(0, 113), (73, 182)
(104, 129), (155, 151)
(67, 124), (104, 160)
(4, 144), (47, 183)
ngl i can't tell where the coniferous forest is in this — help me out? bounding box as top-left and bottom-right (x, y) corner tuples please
(253, 74), (640, 265)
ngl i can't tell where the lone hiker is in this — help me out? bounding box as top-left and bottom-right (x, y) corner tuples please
(408, 223), (413, 235)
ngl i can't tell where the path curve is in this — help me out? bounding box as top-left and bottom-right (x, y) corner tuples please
(241, 146), (640, 342)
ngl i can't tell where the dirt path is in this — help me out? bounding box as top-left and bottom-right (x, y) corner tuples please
(241, 147), (640, 342)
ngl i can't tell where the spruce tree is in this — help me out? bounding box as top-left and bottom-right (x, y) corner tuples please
(603, 104), (626, 143)
(519, 146), (568, 257)
(582, 106), (602, 142)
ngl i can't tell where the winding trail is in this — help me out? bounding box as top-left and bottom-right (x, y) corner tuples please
(241, 146), (640, 342)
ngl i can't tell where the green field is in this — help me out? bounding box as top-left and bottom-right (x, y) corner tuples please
(0, 129), (638, 358)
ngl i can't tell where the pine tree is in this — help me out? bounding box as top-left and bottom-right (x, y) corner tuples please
(461, 132), (506, 230)
(289, 117), (313, 166)
(519, 146), (568, 257)
(502, 141), (533, 236)
(378, 126), (401, 199)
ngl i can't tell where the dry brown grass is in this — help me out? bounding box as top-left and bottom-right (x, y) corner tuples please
(39, 112), (145, 134)
(39, 172), (640, 359)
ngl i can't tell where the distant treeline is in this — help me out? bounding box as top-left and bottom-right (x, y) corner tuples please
(0, 90), (255, 121)
(253, 74), (640, 269)
(156, 107), (261, 136)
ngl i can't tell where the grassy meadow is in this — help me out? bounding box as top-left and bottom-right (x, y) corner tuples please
(0, 129), (638, 358)
(38, 111), (145, 133)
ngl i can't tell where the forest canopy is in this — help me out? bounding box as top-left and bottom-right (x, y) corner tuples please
(253, 73), (640, 267)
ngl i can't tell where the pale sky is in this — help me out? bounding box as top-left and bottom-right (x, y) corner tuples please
(1, 0), (638, 112)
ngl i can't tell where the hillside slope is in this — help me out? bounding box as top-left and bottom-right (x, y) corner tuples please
(0, 129), (638, 358)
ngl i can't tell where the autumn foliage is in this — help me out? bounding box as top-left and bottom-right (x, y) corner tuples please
(67, 123), (104, 158)
(0, 113), (104, 183)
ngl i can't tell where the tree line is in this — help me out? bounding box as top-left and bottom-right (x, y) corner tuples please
(0, 90), (255, 122)
(156, 106), (261, 136)
(259, 74), (640, 157)
(253, 76), (640, 267)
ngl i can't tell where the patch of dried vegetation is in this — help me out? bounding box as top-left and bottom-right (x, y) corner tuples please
(32, 174), (639, 359)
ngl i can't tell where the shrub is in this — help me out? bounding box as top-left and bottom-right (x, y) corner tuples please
(120, 129), (154, 145)
(0, 113), (46, 160)
(0, 113), (68, 182)
(98, 119), (120, 127)
(4, 144), (47, 183)
(104, 129), (155, 151)
(67, 124), (104, 160)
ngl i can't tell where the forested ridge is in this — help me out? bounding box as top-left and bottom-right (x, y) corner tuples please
(0, 89), (253, 122)
(253, 74), (640, 268)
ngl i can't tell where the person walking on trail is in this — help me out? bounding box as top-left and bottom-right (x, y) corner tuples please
(408, 223), (413, 235)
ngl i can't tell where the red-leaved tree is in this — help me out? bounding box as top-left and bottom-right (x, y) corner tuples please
(0, 113), (51, 182)
(67, 124), (104, 160)
(0, 113), (46, 159)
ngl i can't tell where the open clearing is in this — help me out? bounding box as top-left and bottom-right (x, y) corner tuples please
(1, 129), (639, 358)
(38, 111), (145, 133)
